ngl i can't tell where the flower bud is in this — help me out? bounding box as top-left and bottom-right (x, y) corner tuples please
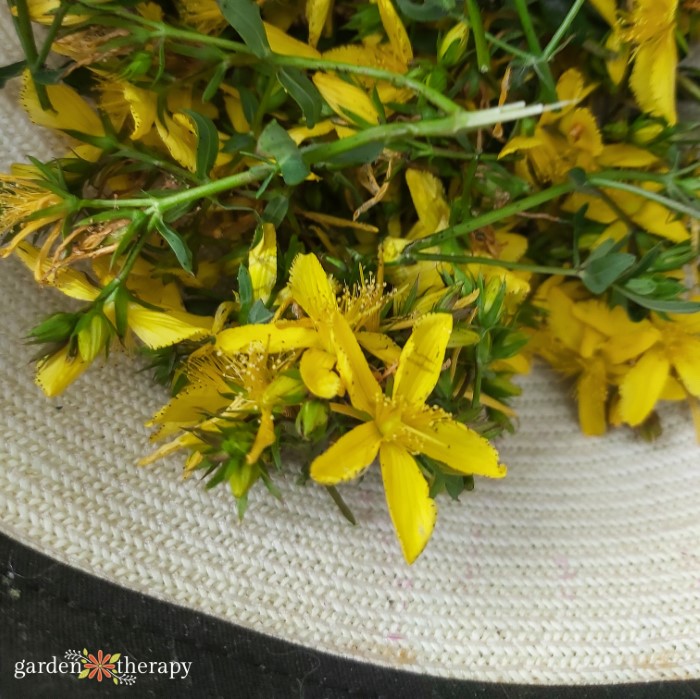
(76, 312), (111, 363)
(229, 460), (259, 499)
(438, 22), (469, 67)
(297, 400), (329, 440)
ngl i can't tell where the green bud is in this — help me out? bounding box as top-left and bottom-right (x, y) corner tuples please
(297, 400), (329, 440)
(479, 277), (506, 326)
(438, 21), (470, 67)
(121, 50), (152, 79)
(229, 460), (259, 498)
(29, 312), (78, 344)
(76, 312), (111, 363)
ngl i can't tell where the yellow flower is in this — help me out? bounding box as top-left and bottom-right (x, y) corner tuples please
(218, 253), (397, 398)
(141, 350), (304, 467)
(305, 0), (333, 48)
(311, 311), (504, 563)
(0, 167), (66, 263)
(533, 281), (662, 435)
(312, 73), (381, 126)
(15, 243), (212, 395)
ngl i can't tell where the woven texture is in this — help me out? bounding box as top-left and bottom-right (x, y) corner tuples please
(2, 12), (700, 685)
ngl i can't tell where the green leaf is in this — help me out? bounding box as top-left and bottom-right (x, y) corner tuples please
(0, 60), (26, 88)
(262, 192), (289, 226)
(182, 109), (219, 179)
(257, 120), (310, 185)
(396, 0), (456, 21)
(237, 265), (254, 321)
(155, 219), (194, 274)
(218, 0), (270, 58)
(202, 62), (228, 102)
(624, 278), (657, 295)
(277, 67), (323, 128)
(615, 287), (700, 314)
(247, 299), (274, 324)
(580, 239), (635, 294)
(325, 486), (356, 525)
(319, 140), (385, 168)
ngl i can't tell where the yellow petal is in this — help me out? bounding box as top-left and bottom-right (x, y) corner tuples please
(560, 108), (603, 157)
(247, 410), (275, 464)
(217, 324), (319, 354)
(123, 83), (157, 140)
(300, 348), (342, 398)
(393, 313), (452, 405)
(223, 90), (251, 133)
(356, 331), (401, 365)
(331, 311), (383, 414)
(660, 374), (687, 401)
(21, 71), (104, 137)
(376, 0), (413, 64)
(405, 169), (450, 237)
(312, 73), (380, 125)
(604, 30), (629, 86)
(306, 0), (333, 48)
(35, 346), (89, 397)
(287, 119), (335, 145)
(310, 421), (381, 483)
(576, 358), (608, 436)
(545, 287), (584, 352)
(601, 326), (661, 364)
(669, 338), (700, 397)
(249, 223), (277, 303)
(288, 253), (337, 321)
(15, 243), (99, 301)
(127, 305), (211, 348)
(155, 112), (197, 172)
(588, 0), (617, 26)
(630, 32), (677, 124)
(409, 413), (506, 478)
(379, 442), (436, 564)
(631, 201), (689, 242)
(264, 22), (321, 59)
(619, 348), (670, 426)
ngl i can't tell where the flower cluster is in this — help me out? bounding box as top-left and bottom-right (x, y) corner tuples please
(1, 0), (699, 562)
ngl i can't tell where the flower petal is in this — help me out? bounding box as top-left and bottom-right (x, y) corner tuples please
(288, 253), (337, 321)
(305, 0), (333, 48)
(310, 421), (381, 484)
(376, 0), (413, 64)
(576, 358), (608, 436)
(393, 313), (452, 406)
(405, 169), (451, 237)
(300, 348), (342, 398)
(356, 331), (401, 365)
(379, 443), (436, 564)
(408, 412), (505, 478)
(127, 305), (211, 348)
(36, 346), (89, 397)
(249, 223), (277, 303)
(669, 337), (700, 397)
(312, 73), (380, 125)
(619, 347), (670, 426)
(217, 324), (318, 354)
(331, 311), (383, 414)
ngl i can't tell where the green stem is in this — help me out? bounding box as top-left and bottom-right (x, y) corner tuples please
(542, 0), (587, 61)
(406, 181), (575, 252)
(588, 175), (700, 219)
(10, 0), (51, 110)
(466, 0), (490, 73)
(303, 100), (563, 165)
(101, 7), (462, 115)
(82, 164), (276, 212)
(34, 3), (69, 68)
(408, 252), (580, 277)
(512, 0), (557, 101)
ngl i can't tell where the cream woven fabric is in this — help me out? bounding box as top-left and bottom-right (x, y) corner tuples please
(2, 11), (700, 685)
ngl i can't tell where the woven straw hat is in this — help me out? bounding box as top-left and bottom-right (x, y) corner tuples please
(2, 12), (700, 686)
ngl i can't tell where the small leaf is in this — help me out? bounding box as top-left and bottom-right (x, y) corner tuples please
(203, 62), (228, 102)
(397, 0), (456, 20)
(263, 193), (289, 226)
(110, 653), (121, 663)
(277, 67), (323, 128)
(581, 239), (635, 294)
(155, 219), (194, 275)
(616, 287), (700, 313)
(79, 669), (90, 679)
(319, 140), (384, 167)
(0, 60), (26, 88)
(238, 265), (254, 321)
(325, 486), (356, 525)
(182, 109), (219, 179)
(257, 120), (310, 185)
(248, 299), (274, 324)
(218, 0), (270, 58)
